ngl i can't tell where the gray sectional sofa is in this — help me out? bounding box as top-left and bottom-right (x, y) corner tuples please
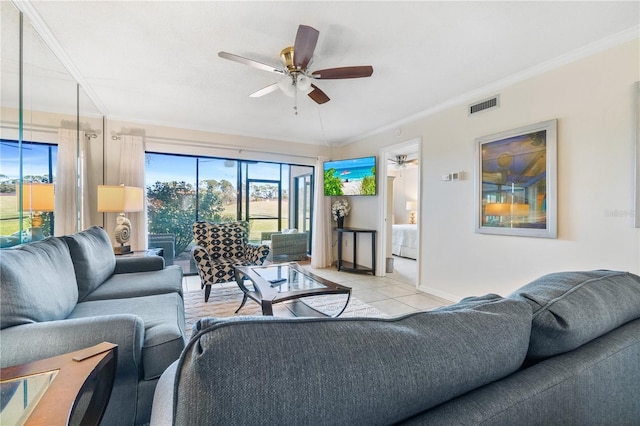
(150, 270), (640, 425)
(1, 226), (186, 426)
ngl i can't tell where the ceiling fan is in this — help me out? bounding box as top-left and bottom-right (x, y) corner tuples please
(218, 24), (373, 112)
(389, 154), (419, 169)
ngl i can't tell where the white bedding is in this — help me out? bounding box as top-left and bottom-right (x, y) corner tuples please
(391, 224), (418, 259)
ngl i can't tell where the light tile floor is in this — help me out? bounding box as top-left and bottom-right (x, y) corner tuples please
(183, 256), (452, 316)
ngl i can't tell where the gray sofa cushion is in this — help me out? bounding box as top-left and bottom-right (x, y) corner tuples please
(69, 293), (185, 380)
(63, 226), (116, 301)
(401, 318), (640, 425)
(0, 237), (78, 328)
(174, 295), (531, 425)
(83, 265), (183, 301)
(508, 270), (640, 360)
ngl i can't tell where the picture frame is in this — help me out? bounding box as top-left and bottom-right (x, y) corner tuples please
(475, 119), (557, 238)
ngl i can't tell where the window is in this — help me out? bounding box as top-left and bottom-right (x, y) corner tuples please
(145, 152), (313, 274)
(0, 140), (57, 247)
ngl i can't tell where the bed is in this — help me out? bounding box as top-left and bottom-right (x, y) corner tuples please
(391, 224), (418, 259)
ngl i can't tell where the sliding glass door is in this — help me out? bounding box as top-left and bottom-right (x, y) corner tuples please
(146, 152), (311, 274)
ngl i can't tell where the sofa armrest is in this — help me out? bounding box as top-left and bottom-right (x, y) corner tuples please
(246, 242), (270, 265)
(115, 255), (165, 274)
(0, 315), (144, 379)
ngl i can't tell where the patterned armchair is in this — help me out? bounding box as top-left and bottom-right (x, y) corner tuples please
(192, 221), (270, 302)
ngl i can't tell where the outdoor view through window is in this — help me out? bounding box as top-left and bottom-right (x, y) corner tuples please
(0, 140), (57, 247)
(145, 153), (313, 274)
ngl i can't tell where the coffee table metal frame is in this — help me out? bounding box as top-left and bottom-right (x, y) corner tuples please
(234, 262), (351, 317)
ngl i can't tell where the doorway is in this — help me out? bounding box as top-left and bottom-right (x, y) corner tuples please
(378, 138), (421, 287)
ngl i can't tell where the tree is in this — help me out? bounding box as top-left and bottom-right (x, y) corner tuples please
(361, 166), (376, 195)
(324, 168), (343, 196)
(147, 181), (226, 256)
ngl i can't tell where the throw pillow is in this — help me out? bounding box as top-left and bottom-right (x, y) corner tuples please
(63, 226), (116, 301)
(1, 237), (78, 328)
(509, 270), (640, 360)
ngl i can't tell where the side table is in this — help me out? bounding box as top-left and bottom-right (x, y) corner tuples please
(336, 227), (376, 275)
(0, 342), (117, 426)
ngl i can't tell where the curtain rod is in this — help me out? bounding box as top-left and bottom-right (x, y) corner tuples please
(144, 135), (319, 161)
(2, 122), (100, 137)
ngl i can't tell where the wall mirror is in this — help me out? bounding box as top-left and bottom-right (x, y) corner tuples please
(0, 3), (104, 247)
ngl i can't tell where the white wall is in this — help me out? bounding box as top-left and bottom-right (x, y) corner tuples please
(337, 38), (640, 300)
(389, 166), (419, 224)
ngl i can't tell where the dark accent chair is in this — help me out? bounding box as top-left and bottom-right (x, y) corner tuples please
(191, 221), (270, 302)
(148, 233), (176, 266)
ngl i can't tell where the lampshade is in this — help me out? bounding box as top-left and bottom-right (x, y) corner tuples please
(97, 185), (144, 213)
(277, 77), (296, 98)
(405, 201), (417, 211)
(297, 74), (312, 92)
(17, 183), (55, 212)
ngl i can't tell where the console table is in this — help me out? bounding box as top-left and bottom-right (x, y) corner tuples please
(0, 342), (117, 426)
(336, 227), (376, 275)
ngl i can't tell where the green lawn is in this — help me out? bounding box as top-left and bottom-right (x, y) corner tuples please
(230, 199), (290, 242)
(0, 194), (26, 235)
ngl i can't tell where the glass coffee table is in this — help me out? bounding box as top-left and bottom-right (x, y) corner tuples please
(234, 263), (351, 317)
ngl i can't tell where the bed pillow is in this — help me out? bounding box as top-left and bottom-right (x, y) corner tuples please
(509, 270), (640, 360)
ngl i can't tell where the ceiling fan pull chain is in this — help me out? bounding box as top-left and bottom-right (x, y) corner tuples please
(294, 75), (299, 115)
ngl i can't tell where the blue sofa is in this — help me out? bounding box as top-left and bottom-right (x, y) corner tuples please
(1, 226), (186, 426)
(150, 270), (640, 425)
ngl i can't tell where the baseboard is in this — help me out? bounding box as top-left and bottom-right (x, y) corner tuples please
(418, 285), (459, 303)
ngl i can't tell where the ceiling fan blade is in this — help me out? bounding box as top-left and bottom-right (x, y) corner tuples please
(249, 83), (280, 98)
(218, 52), (285, 75)
(308, 84), (330, 104)
(312, 66), (373, 79)
(293, 25), (319, 69)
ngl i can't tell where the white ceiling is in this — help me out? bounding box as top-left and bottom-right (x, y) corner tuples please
(17, 1), (640, 146)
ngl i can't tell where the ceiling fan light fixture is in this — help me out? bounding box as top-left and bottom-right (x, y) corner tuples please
(277, 77), (296, 97)
(297, 74), (312, 92)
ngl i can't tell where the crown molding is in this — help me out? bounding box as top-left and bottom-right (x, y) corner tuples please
(342, 25), (640, 146)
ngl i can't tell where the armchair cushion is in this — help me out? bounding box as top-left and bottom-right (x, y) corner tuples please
(63, 226), (116, 301)
(0, 237), (78, 328)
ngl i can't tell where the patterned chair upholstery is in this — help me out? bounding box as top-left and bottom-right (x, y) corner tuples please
(192, 221), (270, 302)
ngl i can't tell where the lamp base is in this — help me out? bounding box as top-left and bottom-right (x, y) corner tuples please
(114, 245), (131, 255)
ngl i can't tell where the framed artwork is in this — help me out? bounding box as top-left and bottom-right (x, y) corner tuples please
(475, 119), (557, 238)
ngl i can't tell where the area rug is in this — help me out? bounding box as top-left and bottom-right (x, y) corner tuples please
(183, 282), (388, 339)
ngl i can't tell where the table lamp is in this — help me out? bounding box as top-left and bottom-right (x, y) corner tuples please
(17, 182), (55, 231)
(97, 184), (144, 254)
(405, 200), (417, 224)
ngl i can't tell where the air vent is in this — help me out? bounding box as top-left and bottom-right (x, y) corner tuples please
(469, 95), (499, 115)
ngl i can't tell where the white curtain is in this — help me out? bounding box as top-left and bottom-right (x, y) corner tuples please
(311, 156), (333, 268)
(118, 135), (147, 250)
(55, 128), (90, 236)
